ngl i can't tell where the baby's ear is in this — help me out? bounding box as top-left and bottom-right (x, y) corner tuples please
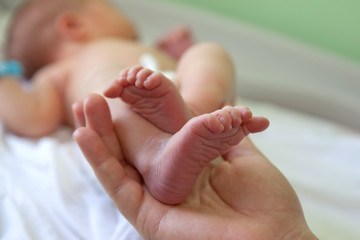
(55, 11), (88, 42)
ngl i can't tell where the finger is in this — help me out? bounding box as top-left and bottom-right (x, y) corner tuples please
(83, 94), (122, 159)
(83, 94), (113, 135)
(73, 127), (144, 224)
(72, 100), (86, 128)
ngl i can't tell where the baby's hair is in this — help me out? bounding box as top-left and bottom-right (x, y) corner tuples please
(5, 0), (86, 79)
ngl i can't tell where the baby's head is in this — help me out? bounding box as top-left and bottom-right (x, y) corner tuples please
(6, 0), (137, 78)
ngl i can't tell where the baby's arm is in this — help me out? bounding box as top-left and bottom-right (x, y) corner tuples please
(0, 74), (63, 137)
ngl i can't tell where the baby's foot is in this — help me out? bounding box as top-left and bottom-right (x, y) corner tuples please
(156, 25), (193, 60)
(146, 106), (269, 204)
(105, 66), (193, 133)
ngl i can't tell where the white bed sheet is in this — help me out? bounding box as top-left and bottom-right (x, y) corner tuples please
(0, 124), (142, 240)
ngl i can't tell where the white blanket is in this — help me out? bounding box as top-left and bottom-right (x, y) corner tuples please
(0, 125), (142, 240)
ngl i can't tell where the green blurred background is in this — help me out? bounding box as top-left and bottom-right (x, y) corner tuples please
(149, 0), (360, 64)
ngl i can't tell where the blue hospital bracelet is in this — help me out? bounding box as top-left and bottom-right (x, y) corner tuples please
(0, 60), (24, 78)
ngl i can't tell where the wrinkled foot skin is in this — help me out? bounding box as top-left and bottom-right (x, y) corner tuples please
(147, 105), (268, 205)
(105, 65), (192, 133)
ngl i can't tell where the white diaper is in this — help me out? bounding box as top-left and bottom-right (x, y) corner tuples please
(139, 53), (176, 82)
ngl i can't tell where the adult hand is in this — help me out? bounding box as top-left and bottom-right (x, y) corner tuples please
(73, 94), (317, 240)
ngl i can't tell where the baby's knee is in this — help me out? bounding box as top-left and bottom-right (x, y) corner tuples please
(180, 42), (232, 66)
(188, 42), (227, 55)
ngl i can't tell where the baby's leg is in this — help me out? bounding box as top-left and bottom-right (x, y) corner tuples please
(176, 42), (236, 115)
(105, 65), (193, 133)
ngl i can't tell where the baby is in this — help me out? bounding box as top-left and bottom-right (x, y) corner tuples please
(1, 0), (269, 204)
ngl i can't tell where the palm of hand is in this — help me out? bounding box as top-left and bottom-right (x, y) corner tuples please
(130, 139), (309, 240)
(76, 129), (309, 240)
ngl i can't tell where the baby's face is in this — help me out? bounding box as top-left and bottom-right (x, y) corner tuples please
(82, 0), (137, 41)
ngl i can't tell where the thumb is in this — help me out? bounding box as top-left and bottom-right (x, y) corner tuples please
(73, 127), (144, 225)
